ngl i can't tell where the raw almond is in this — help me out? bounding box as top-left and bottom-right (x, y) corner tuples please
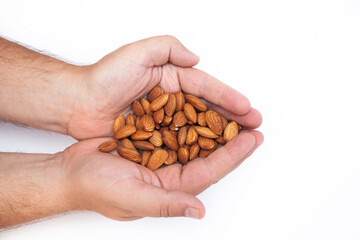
(194, 126), (219, 139)
(131, 130), (152, 140)
(184, 103), (197, 123)
(147, 149), (168, 170)
(219, 113), (228, 130)
(184, 94), (208, 112)
(223, 121), (239, 142)
(139, 114), (155, 132)
(126, 113), (135, 126)
(113, 114), (125, 133)
(153, 108), (164, 124)
(169, 122), (179, 131)
(140, 98), (152, 115)
(135, 116), (142, 130)
(159, 126), (169, 134)
(98, 140), (118, 152)
(164, 93), (176, 116)
(147, 86), (164, 102)
(149, 130), (163, 147)
(186, 126), (198, 145)
(215, 136), (226, 145)
(178, 147), (189, 165)
(175, 91), (185, 112)
(173, 111), (188, 127)
(114, 125), (137, 139)
(199, 148), (215, 158)
(198, 136), (216, 150)
(189, 143), (200, 160)
(132, 101), (145, 117)
(197, 112), (207, 127)
(150, 93), (169, 111)
(160, 115), (172, 126)
(162, 130), (180, 151)
(120, 138), (136, 150)
(117, 148), (141, 163)
(165, 150), (177, 165)
(178, 126), (188, 146)
(205, 110), (223, 135)
(133, 141), (155, 150)
(141, 150), (151, 166)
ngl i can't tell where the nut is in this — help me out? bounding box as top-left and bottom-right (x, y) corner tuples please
(114, 125), (137, 139)
(133, 141), (155, 150)
(131, 130), (152, 140)
(117, 148), (141, 163)
(147, 86), (164, 102)
(164, 93), (176, 116)
(132, 101), (145, 117)
(173, 111), (188, 127)
(113, 114), (125, 133)
(150, 93), (169, 111)
(178, 147), (189, 165)
(223, 121), (239, 142)
(194, 126), (219, 139)
(147, 149), (168, 170)
(184, 94), (208, 112)
(98, 140), (118, 152)
(184, 103), (197, 123)
(175, 91), (185, 112)
(205, 110), (223, 135)
(162, 130), (180, 151)
(149, 130), (163, 147)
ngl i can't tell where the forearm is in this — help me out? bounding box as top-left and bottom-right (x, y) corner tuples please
(0, 37), (82, 134)
(0, 152), (71, 229)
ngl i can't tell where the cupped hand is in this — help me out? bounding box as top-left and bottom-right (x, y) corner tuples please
(60, 130), (263, 220)
(67, 35), (262, 140)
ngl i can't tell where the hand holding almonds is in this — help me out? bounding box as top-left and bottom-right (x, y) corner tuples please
(97, 86), (241, 170)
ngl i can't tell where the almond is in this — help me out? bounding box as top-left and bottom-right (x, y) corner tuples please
(169, 130), (178, 137)
(178, 126), (188, 146)
(113, 114), (125, 133)
(188, 120), (195, 125)
(135, 116), (141, 130)
(173, 111), (188, 127)
(117, 148), (141, 163)
(194, 126), (218, 139)
(156, 124), (161, 129)
(114, 125), (137, 139)
(159, 126), (169, 134)
(215, 136), (226, 145)
(149, 130), (163, 147)
(164, 150), (177, 165)
(219, 113), (228, 130)
(153, 108), (164, 124)
(184, 94), (208, 112)
(164, 93), (176, 116)
(186, 126), (198, 145)
(140, 98), (152, 115)
(126, 113), (135, 126)
(205, 110), (223, 135)
(223, 121), (239, 142)
(198, 136), (216, 150)
(131, 130), (152, 140)
(184, 103), (197, 123)
(150, 93), (169, 111)
(189, 143), (200, 160)
(120, 138), (136, 150)
(139, 114), (155, 132)
(147, 86), (164, 102)
(147, 149), (168, 170)
(133, 141), (155, 150)
(178, 147), (189, 165)
(175, 91), (185, 112)
(169, 122), (179, 131)
(98, 140), (118, 152)
(197, 112), (207, 127)
(199, 148), (216, 158)
(162, 130), (179, 151)
(160, 115), (172, 126)
(141, 150), (151, 166)
(132, 101), (145, 117)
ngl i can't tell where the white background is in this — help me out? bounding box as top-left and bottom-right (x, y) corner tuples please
(1, 0), (360, 239)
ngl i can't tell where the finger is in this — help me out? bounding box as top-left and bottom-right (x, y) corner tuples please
(177, 67), (251, 115)
(125, 181), (205, 219)
(179, 132), (256, 195)
(120, 35), (199, 67)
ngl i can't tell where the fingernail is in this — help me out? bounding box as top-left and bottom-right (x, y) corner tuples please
(184, 208), (201, 219)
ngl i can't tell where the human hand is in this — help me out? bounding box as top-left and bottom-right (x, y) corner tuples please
(67, 36), (262, 140)
(61, 130), (263, 220)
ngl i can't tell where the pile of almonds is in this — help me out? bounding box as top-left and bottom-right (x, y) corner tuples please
(97, 86), (241, 171)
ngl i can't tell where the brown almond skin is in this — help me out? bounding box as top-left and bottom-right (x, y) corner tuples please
(194, 126), (219, 139)
(184, 103), (197, 123)
(150, 93), (169, 111)
(224, 121), (239, 142)
(135, 117), (142, 130)
(147, 149), (168, 170)
(198, 136), (217, 150)
(133, 141), (155, 150)
(120, 138), (137, 150)
(197, 112), (207, 127)
(219, 113), (228, 130)
(173, 111), (188, 127)
(153, 108), (164, 124)
(141, 150), (152, 166)
(131, 130), (152, 140)
(162, 130), (180, 151)
(160, 115), (172, 127)
(178, 126), (188, 146)
(164, 93), (176, 116)
(205, 110), (223, 135)
(132, 101), (145, 117)
(140, 98), (152, 115)
(184, 94), (208, 112)
(114, 125), (137, 139)
(149, 130), (163, 147)
(117, 148), (141, 163)
(159, 126), (169, 134)
(175, 91), (185, 112)
(178, 147), (189, 165)
(126, 113), (135, 126)
(199, 148), (215, 158)
(169, 122), (179, 131)
(189, 143), (200, 160)
(165, 150), (177, 165)
(215, 136), (226, 145)
(186, 126), (198, 145)
(147, 86), (164, 102)
(98, 140), (119, 152)
(113, 114), (125, 133)
(140, 114), (155, 132)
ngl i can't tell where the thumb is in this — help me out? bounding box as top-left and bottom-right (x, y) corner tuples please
(118, 35), (199, 67)
(128, 181), (205, 219)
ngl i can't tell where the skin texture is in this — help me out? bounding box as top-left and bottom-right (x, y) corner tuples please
(0, 35), (263, 228)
